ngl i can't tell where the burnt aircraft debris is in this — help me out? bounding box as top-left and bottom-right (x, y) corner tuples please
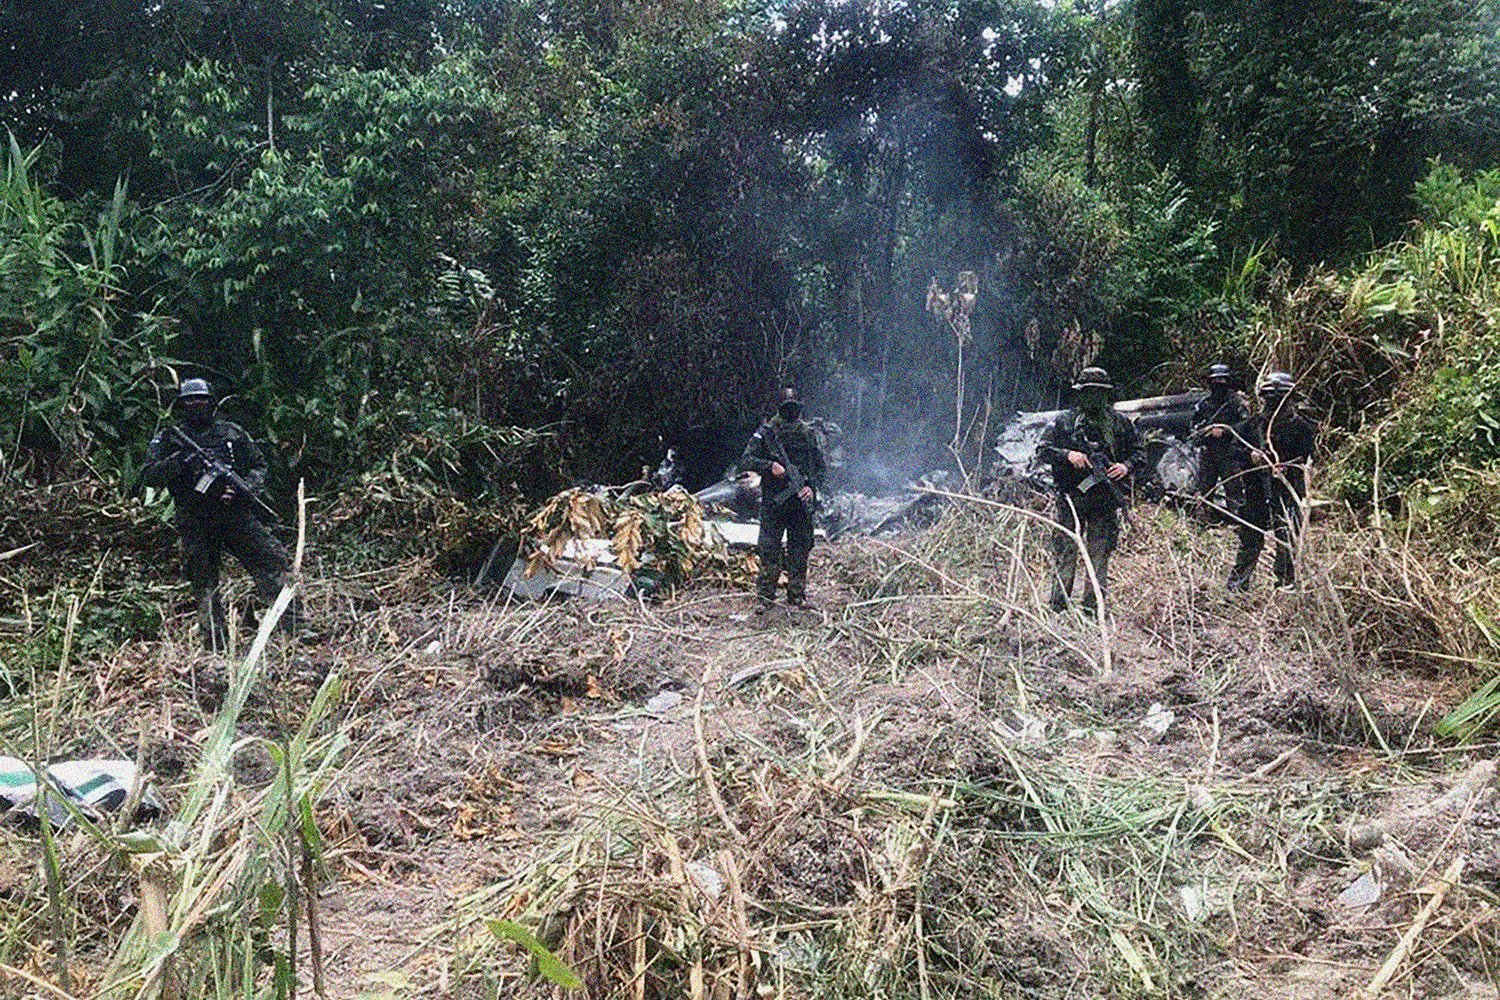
(992, 390), (1209, 495)
(693, 468), (950, 543)
(493, 391), (1223, 602)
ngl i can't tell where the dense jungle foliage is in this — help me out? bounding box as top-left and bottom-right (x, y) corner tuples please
(3, 0), (1500, 508)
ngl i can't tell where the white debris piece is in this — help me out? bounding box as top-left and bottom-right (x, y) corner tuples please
(645, 690), (684, 714)
(2, 757), (165, 830)
(501, 539), (632, 601)
(1179, 885), (1207, 923)
(992, 709), (1047, 748)
(707, 520), (761, 550)
(1140, 703), (1176, 741)
(1338, 871), (1382, 909)
(685, 860), (723, 902)
(423, 640), (443, 657)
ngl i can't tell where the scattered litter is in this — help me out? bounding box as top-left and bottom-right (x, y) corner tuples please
(645, 690), (684, 714)
(1345, 819), (1386, 853)
(1, 757), (165, 830)
(728, 659), (799, 688)
(728, 613), (749, 622)
(1188, 785), (1214, 812)
(1140, 703), (1176, 741)
(685, 860), (723, 902)
(1338, 871), (1382, 909)
(993, 708), (1047, 748)
(424, 640), (443, 657)
(1179, 884), (1206, 923)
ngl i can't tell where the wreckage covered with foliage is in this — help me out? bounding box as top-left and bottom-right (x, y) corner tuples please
(510, 486), (758, 598)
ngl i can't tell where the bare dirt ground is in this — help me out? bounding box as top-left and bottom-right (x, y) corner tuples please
(7, 501), (1500, 999)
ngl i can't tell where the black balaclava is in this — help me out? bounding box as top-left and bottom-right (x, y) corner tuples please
(1078, 388), (1110, 420)
(778, 399), (802, 423)
(179, 398), (214, 431)
(1078, 388), (1114, 449)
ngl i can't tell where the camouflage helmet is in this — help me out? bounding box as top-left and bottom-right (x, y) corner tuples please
(1258, 371), (1296, 397)
(1208, 362), (1234, 384)
(1071, 366), (1114, 391)
(176, 378), (213, 402)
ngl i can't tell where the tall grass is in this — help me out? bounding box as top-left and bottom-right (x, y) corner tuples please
(0, 135), (173, 483)
(1, 562), (348, 998)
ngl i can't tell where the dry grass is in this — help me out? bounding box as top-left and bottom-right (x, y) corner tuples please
(416, 501), (1500, 999)
(6, 490), (1500, 999)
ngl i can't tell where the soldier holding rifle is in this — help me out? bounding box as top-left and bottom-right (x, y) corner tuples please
(1037, 367), (1146, 614)
(1227, 372), (1317, 591)
(1191, 362), (1248, 520)
(141, 378), (298, 651)
(739, 387), (827, 609)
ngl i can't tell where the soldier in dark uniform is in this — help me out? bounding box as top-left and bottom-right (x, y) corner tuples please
(141, 379), (293, 651)
(1227, 371), (1317, 591)
(1191, 362), (1248, 520)
(739, 387), (827, 608)
(1037, 367), (1147, 614)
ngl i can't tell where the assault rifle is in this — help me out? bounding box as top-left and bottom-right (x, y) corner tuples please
(766, 428), (814, 513)
(169, 425), (280, 522)
(1075, 450), (1130, 509)
(1192, 396), (1242, 442)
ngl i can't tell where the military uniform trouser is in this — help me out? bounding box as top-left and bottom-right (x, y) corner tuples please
(178, 513), (293, 651)
(1049, 492), (1119, 612)
(1196, 449), (1243, 518)
(756, 498), (815, 602)
(1229, 479), (1303, 590)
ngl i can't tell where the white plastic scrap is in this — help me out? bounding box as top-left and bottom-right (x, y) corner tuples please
(1179, 885), (1207, 923)
(1178, 881), (1228, 923)
(1337, 871), (1382, 909)
(1140, 703), (1176, 741)
(0, 756), (37, 807)
(645, 690), (685, 714)
(992, 709), (1047, 748)
(685, 860), (724, 902)
(0, 756), (165, 830)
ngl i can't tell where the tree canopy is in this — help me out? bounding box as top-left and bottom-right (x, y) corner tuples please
(4, 0), (1499, 495)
